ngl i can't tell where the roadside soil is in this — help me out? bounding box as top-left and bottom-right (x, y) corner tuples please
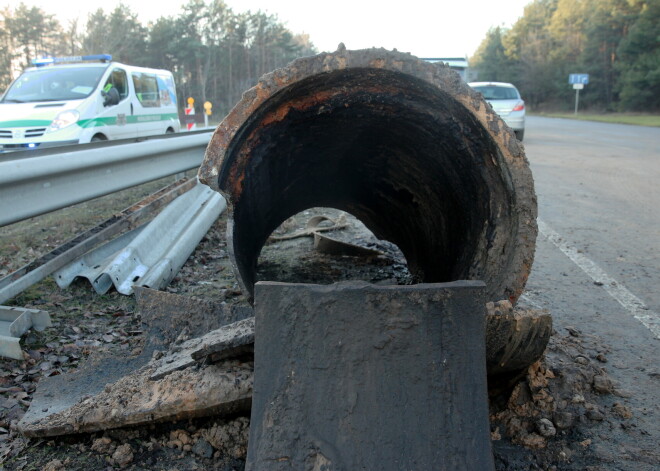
(0, 184), (656, 470)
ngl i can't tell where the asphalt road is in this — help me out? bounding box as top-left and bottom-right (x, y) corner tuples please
(521, 116), (659, 469)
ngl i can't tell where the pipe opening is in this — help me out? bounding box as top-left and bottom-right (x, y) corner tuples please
(256, 207), (414, 287)
(225, 68), (515, 301)
(200, 49), (536, 305)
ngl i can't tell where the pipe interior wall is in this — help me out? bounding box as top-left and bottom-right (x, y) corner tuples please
(200, 48), (537, 304)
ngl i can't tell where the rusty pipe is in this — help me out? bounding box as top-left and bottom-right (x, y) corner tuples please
(199, 46), (537, 304)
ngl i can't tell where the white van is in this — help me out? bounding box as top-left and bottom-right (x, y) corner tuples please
(0, 54), (181, 151)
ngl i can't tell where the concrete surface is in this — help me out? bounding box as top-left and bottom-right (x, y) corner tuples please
(521, 116), (660, 470)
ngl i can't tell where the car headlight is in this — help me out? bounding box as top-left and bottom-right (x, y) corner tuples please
(47, 110), (80, 132)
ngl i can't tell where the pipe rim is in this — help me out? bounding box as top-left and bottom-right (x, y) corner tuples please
(199, 47), (537, 305)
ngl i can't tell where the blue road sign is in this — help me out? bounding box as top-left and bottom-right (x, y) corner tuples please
(569, 74), (589, 85)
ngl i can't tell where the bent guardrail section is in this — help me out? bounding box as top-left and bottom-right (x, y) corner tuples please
(54, 183), (226, 295)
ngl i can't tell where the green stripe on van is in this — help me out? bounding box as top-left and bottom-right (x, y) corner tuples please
(0, 119), (52, 128)
(0, 114), (179, 129)
(78, 113), (179, 128)
(129, 113), (179, 123)
(78, 117), (118, 128)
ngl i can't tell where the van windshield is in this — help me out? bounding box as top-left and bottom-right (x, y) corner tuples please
(1, 65), (108, 103)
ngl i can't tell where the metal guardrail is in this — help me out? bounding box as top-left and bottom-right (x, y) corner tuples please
(0, 178), (197, 305)
(54, 183), (226, 295)
(0, 131), (213, 227)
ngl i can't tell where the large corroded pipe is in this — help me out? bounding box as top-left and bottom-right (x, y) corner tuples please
(199, 46), (537, 304)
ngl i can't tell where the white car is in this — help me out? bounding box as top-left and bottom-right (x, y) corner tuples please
(469, 82), (525, 141)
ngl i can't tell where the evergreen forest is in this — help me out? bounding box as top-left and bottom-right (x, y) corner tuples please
(1, 0), (658, 115)
(0, 0), (316, 117)
(470, 0), (660, 111)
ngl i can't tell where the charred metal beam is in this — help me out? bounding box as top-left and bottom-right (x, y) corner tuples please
(199, 46), (537, 304)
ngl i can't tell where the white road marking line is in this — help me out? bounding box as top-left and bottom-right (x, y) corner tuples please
(537, 218), (660, 339)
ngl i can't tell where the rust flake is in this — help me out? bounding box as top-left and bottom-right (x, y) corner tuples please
(227, 161), (247, 201)
(259, 88), (345, 127)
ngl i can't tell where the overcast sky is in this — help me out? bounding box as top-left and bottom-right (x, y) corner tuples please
(10, 0), (531, 58)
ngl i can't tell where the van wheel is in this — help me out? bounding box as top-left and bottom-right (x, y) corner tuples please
(166, 128), (175, 134)
(515, 130), (525, 141)
(91, 134), (108, 142)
